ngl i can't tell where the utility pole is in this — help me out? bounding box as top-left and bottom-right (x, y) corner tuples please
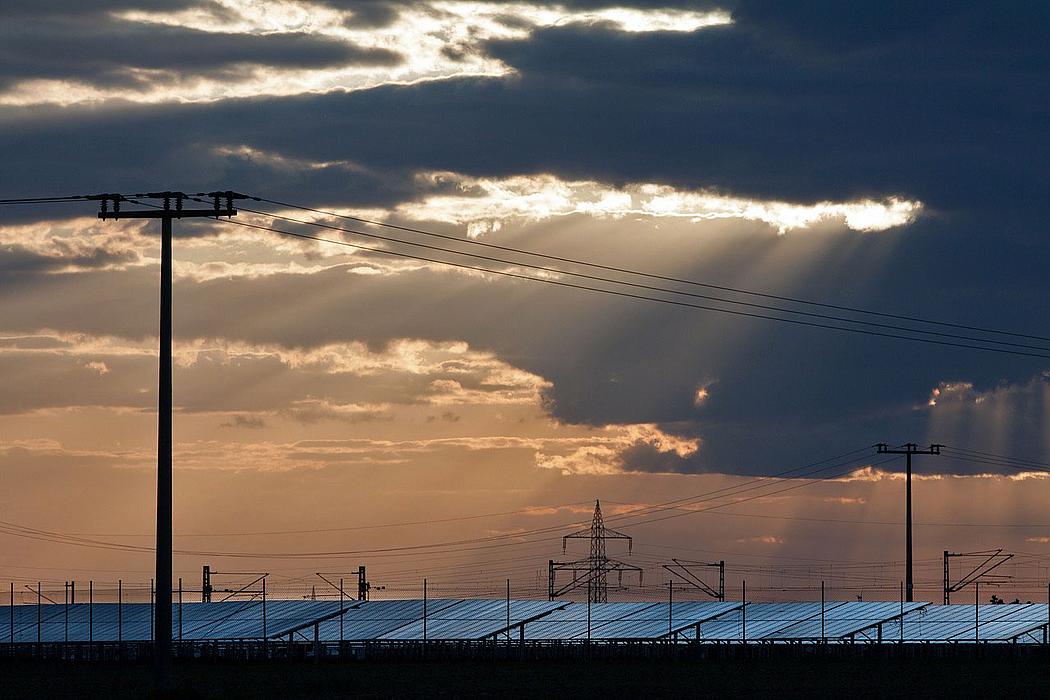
(358, 565), (369, 601)
(202, 565), (212, 603)
(876, 443), (941, 602)
(98, 192), (239, 690)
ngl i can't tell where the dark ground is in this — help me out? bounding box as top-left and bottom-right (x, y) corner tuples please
(1, 654), (1049, 699)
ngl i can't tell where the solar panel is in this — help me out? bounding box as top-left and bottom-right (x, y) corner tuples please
(522, 602), (657, 640)
(2, 600), (1047, 644)
(945, 604), (1049, 642)
(310, 599), (461, 641)
(378, 599), (565, 640)
(771, 601), (928, 640)
(693, 602), (831, 641)
(880, 604), (1019, 642)
(588, 601), (743, 640)
(0, 600), (349, 642)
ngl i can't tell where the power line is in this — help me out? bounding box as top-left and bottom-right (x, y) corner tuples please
(0, 447), (879, 561)
(60, 501), (596, 539)
(6, 451), (881, 561)
(250, 195), (1050, 344)
(0, 195), (94, 204)
(9, 191), (1049, 357)
(237, 205), (1050, 353)
(214, 215), (1050, 360)
(6, 190), (1049, 350)
(940, 446), (1050, 474)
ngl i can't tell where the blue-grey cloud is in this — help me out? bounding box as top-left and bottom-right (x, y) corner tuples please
(1, 1), (1048, 475)
(0, 21), (402, 91)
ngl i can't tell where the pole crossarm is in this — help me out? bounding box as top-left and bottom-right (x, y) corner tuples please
(313, 570), (377, 600)
(548, 558), (643, 600)
(662, 559), (725, 600)
(943, 549), (1014, 604)
(93, 191), (247, 219)
(98, 188), (241, 693)
(876, 443), (942, 603)
(875, 443), (943, 456)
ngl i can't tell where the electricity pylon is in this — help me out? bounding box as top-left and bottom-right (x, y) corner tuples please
(549, 500), (640, 603)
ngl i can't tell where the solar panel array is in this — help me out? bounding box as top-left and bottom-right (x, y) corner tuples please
(0, 600), (347, 643)
(1, 600), (1047, 643)
(523, 601), (742, 640)
(879, 603), (1050, 643)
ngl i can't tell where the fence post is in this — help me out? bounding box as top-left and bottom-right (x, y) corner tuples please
(118, 579), (123, 644)
(975, 581), (979, 643)
(899, 581), (904, 643)
(339, 577), (344, 645)
(178, 577), (183, 642)
(741, 580), (746, 644)
(36, 582), (41, 646)
(150, 578), (155, 642)
(587, 592), (591, 642)
(89, 580), (93, 645)
(821, 580), (825, 643)
(668, 581), (673, 641)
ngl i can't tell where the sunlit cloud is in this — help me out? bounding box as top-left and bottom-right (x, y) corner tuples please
(693, 382), (714, 407)
(736, 535), (783, 544)
(536, 423), (700, 475)
(4, 2), (730, 105)
(393, 173), (923, 235)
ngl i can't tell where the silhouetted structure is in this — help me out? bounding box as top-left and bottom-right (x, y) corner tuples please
(876, 443), (942, 602)
(943, 549), (1013, 604)
(548, 500), (641, 602)
(98, 192), (242, 690)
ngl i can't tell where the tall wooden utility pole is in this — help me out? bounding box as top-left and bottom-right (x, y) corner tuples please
(876, 443), (941, 602)
(98, 191), (239, 690)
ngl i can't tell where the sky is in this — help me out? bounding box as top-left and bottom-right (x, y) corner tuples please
(2, 0), (1050, 604)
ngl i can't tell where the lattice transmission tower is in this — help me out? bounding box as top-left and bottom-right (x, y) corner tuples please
(548, 500), (641, 603)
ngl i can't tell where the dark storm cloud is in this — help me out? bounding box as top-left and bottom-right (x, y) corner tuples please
(3, 0), (1048, 220)
(1, 2), (1048, 474)
(479, 20), (1049, 216)
(0, 21), (402, 91)
(1, 0), (219, 17)
(314, 0), (728, 28)
(0, 215), (1045, 477)
(0, 243), (137, 273)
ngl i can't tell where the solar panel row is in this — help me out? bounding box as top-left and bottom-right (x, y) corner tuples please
(1, 600), (1047, 643)
(0, 600), (347, 643)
